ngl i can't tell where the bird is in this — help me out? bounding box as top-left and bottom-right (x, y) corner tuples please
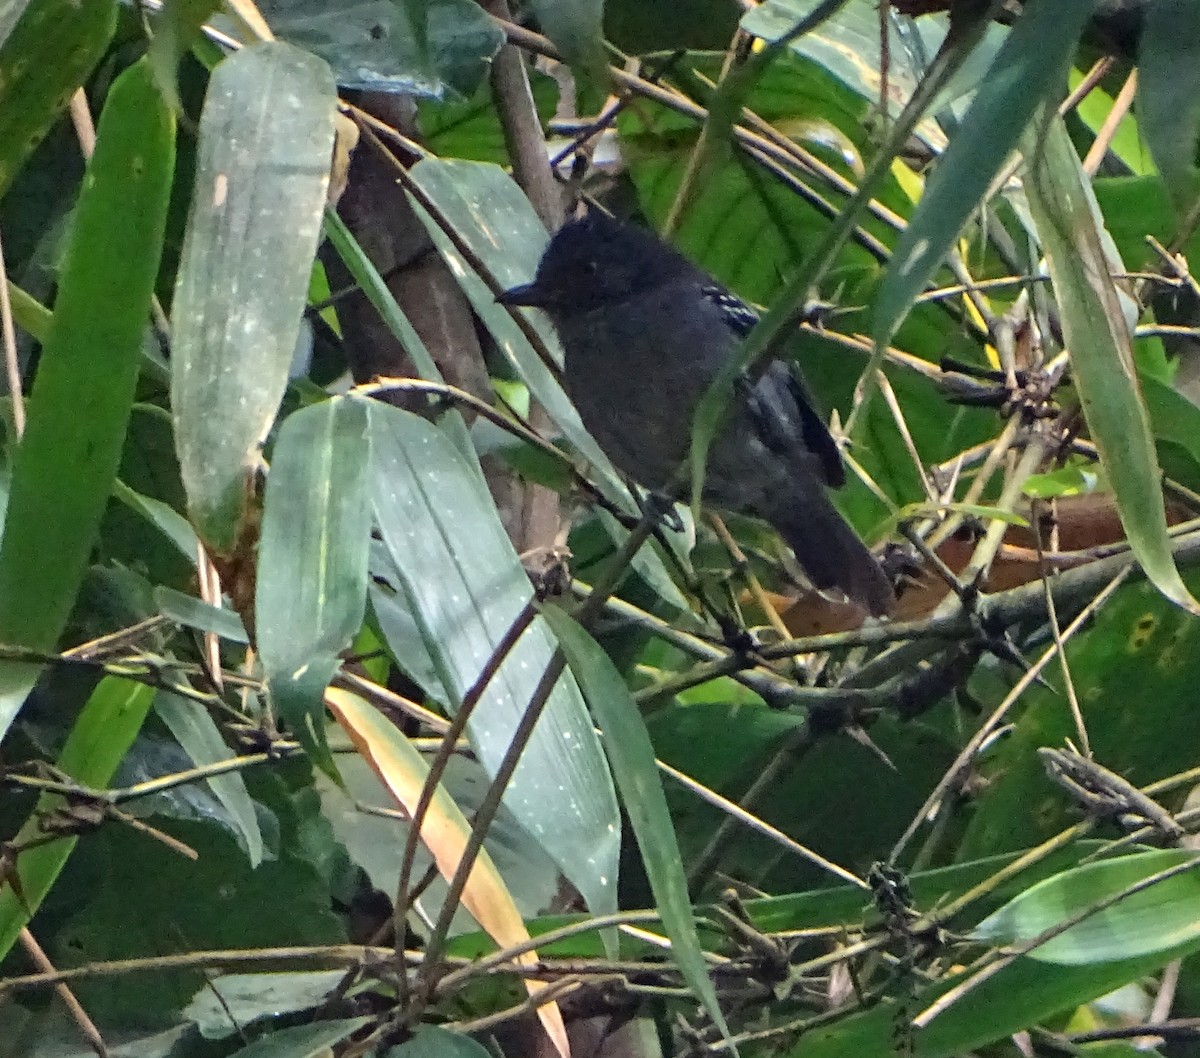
(498, 210), (895, 616)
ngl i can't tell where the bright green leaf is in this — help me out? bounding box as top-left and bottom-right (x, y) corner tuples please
(0, 678), (154, 962)
(0, 59), (173, 739)
(1023, 465), (1106, 500)
(974, 850), (1200, 964)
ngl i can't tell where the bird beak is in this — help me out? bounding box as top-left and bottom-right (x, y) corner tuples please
(497, 281), (550, 308)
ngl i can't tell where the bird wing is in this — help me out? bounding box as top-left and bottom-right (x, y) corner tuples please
(744, 365), (845, 488)
(701, 285), (845, 488)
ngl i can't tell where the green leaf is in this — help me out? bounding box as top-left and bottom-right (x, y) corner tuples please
(893, 501), (1029, 529)
(794, 936), (1200, 1058)
(366, 400), (620, 921)
(0, 0), (31, 47)
(0, 0), (116, 199)
(960, 577), (1200, 858)
(368, 559), (447, 701)
(544, 605), (735, 1052)
(0, 678), (154, 962)
(1071, 67), (1151, 177)
(526, 0), (605, 73)
(648, 706), (956, 895)
(742, 0), (998, 117)
(154, 691), (264, 867)
(1143, 373), (1200, 493)
(1, 282), (52, 343)
(742, 843), (1113, 938)
(1022, 464), (1105, 499)
(147, 0), (223, 112)
(0, 58), (173, 740)
(974, 850), (1200, 964)
(1137, 0), (1200, 210)
(619, 51), (894, 306)
(1022, 112), (1199, 614)
(419, 74), (559, 164)
(113, 479), (200, 564)
(243, 0), (503, 99)
(54, 792), (345, 1022)
(606, 0), (740, 51)
(221, 1019), (369, 1058)
(154, 585), (248, 642)
(172, 41), (335, 555)
(385, 1027), (494, 1057)
(873, 0), (1097, 346)
(183, 971), (346, 1039)
(256, 396), (371, 768)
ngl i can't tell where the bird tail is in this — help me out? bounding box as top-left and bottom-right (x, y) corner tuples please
(770, 493), (895, 617)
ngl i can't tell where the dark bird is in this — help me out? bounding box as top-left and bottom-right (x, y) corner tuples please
(498, 211), (894, 616)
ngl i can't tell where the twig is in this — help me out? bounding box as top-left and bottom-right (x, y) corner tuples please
(412, 648), (570, 1017)
(19, 928), (108, 1057)
(660, 755), (868, 890)
(480, 0), (563, 230)
(336, 670), (451, 733)
(392, 602), (538, 973)
(1081, 69), (1137, 178)
(0, 945), (411, 993)
(709, 513), (791, 642)
(888, 565), (1132, 863)
(447, 975), (584, 1036)
(1033, 503), (1090, 756)
(435, 909), (665, 994)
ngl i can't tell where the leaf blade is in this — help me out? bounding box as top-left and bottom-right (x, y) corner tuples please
(366, 401), (621, 922)
(1022, 112), (1199, 614)
(171, 41), (335, 554)
(543, 606), (735, 1053)
(0, 58), (174, 738)
(873, 0), (1097, 346)
(256, 396), (372, 766)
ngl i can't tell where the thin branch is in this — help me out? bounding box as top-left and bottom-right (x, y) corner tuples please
(19, 928), (108, 1057)
(392, 602), (538, 972)
(660, 755), (868, 890)
(888, 564), (1132, 863)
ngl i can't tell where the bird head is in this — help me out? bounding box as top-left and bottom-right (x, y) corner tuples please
(497, 211), (690, 315)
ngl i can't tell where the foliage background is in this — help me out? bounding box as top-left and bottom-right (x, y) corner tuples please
(1, 0), (1200, 1056)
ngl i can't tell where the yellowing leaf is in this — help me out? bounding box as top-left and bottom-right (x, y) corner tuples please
(325, 688), (569, 1058)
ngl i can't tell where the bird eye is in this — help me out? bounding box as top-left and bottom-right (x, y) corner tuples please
(583, 259), (599, 275)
